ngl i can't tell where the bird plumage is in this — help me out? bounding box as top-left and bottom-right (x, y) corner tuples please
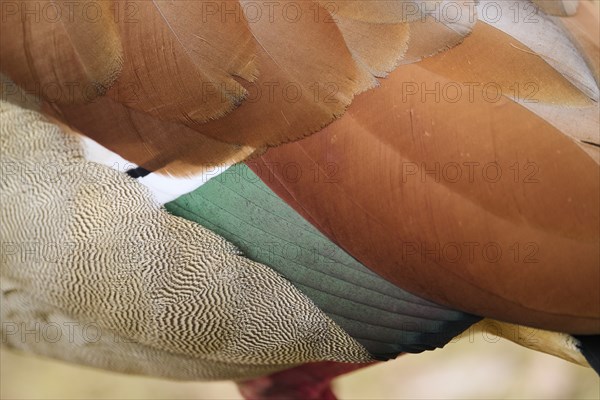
(0, 0), (599, 397)
(166, 163), (481, 359)
(0, 97), (372, 379)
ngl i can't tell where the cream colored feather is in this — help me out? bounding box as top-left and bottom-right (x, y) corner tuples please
(0, 96), (372, 380)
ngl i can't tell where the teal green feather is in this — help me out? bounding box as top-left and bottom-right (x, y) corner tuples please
(166, 164), (480, 359)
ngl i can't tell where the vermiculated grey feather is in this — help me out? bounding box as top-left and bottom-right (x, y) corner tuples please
(0, 98), (372, 380)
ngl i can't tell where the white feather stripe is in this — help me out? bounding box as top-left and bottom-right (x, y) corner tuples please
(80, 136), (231, 204)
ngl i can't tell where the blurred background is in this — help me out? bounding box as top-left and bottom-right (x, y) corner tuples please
(2, 328), (598, 399)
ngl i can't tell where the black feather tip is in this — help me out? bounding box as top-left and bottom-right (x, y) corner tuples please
(574, 335), (600, 375)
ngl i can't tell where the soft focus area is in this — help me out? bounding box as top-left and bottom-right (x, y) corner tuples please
(2, 330), (598, 399)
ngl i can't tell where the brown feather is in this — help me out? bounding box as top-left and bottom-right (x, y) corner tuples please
(152, 0), (259, 83)
(44, 94), (254, 174)
(323, 0), (437, 24)
(1, 0), (476, 174)
(156, 0), (376, 150)
(0, 0), (122, 104)
(105, 1), (248, 125)
(421, 22), (592, 105)
(249, 53), (600, 334)
(402, 2), (477, 63)
(336, 18), (410, 78)
(54, 0), (123, 94)
(559, 0), (600, 85)
(421, 20), (599, 162)
(533, 0), (580, 15)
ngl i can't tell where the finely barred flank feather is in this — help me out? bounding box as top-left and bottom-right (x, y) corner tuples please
(0, 100), (373, 380)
